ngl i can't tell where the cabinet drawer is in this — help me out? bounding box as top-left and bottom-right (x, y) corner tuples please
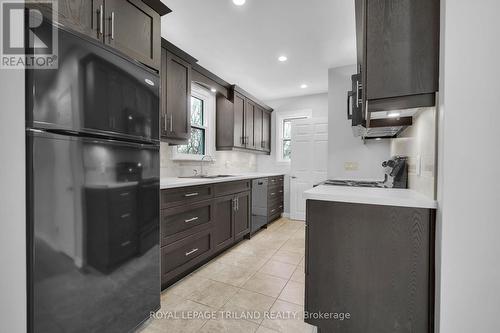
(161, 185), (213, 209)
(213, 180), (251, 196)
(111, 209), (137, 234)
(161, 202), (212, 246)
(161, 230), (211, 275)
(109, 187), (137, 205)
(268, 201), (284, 216)
(268, 186), (283, 200)
(110, 232), (138, 264)
(269, 175), (284, 188)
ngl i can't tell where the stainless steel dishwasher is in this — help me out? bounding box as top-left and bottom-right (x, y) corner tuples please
(251, 178), (269, 234)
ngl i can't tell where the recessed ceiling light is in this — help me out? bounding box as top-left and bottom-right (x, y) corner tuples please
(387, 112), (401, 118)
(278, 55), (288, 62)
(211, 88), (217, 93)
(233, 0), (246, 6)
(300, 84), (308, 89)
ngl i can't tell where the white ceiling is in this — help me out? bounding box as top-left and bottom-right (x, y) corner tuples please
(160, 0), (356, 101)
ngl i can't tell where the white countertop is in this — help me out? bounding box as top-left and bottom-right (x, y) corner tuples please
(160, 173), (285, 189)
(303, 185), (437, 209)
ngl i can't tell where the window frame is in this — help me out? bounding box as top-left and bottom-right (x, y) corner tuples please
(276, 110), (312, 163)
(171, 84), (216, 161)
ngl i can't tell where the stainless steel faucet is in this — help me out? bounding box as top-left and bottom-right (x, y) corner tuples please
(200, 155), (214, 176)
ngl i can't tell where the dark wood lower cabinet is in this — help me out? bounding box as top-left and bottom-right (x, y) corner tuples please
(305, 200), (435, 333)
(161, 229), (213, 285)
(234, 191), (251, 240)
(212, 195), (235, 252)
(160, 181), (252, 289)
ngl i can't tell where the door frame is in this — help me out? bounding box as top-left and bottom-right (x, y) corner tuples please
(289, 117), (328, 221)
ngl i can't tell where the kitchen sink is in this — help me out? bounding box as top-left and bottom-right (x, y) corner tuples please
(178, 175), (237, 179)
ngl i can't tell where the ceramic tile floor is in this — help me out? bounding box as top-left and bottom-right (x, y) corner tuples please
(139, 217), (317, 333)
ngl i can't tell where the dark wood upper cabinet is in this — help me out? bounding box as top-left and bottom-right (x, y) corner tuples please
(161, 49), (192, 143)
(262, 110), (271, 152)
(245, 100), (255, 148)
(34, 0), (168, 71)
(356, 0), (439, 112)
(253, 107), (263, 150)
(216, 86), (272, 154)
(233, 93), (246, 148)
(104, 0), (161, 70)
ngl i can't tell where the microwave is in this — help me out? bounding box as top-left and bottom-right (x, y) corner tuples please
(347, 72), (413, 139)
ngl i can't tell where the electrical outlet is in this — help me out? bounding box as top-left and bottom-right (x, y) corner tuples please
(344, 162), (359, 171)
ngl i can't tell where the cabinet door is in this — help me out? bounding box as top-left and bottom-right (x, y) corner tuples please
(365, 0), (439, 100)
(32, 0), (103, 41)
(306, 200), (432, 332)
(233, 93), (246, 148)
(262, 111), (271, 152)
(253, 107), (263, 150)
(245, 100), (255, 148)
(161, 50), (192, 142)
(234, 191), (251, 239)
(212, 195), (235, 252)
(104, 0), (161, 70)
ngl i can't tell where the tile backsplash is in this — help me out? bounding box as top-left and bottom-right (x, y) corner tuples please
(160, 143), (258, 178)
(390, 107), (437, 199)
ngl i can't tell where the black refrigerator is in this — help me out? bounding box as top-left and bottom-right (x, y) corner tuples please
(26, 26), (160, 333)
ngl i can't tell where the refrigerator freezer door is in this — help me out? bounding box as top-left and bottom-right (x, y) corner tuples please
(27, 130), (160, 333)
(27, 27), (160, 142)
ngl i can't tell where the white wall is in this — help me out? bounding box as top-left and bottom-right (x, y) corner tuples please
(437, 0), (500, 332)
(0, 70), (27, 331)
(328, 65), (391, 180)
(257, 93), (328, 215)
(391, 107), (437, 199)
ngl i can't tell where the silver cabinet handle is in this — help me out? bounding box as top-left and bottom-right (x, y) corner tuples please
(236, 197), (239, 211)
(184, 217), (199, 223)
(270, 192), (276, 196)
(170, 114), (173, 132)
(121, 240), (131, 247)
(271, 209), (276, 213)
(120, 192), (130, 197)
(110, 11), (115, 40)
(99, 5), (103, 35)
(121, 213), (131, 219)
(185, 248), (199, 256)
(164, 116), (167, 132)
(184, 192), (199, 197)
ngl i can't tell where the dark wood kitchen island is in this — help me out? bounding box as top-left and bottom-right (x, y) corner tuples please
(303, 185), (437, 333)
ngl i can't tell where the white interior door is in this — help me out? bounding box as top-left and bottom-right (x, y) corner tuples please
(290, 118), (328, 221)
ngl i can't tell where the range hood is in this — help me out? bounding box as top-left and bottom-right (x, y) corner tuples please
(353, 109), (417, 139)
